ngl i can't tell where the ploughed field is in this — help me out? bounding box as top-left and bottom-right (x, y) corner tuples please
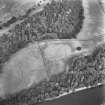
(0, 0), (105, 105)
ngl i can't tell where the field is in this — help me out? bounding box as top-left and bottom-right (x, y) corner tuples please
(0, 0), (105, 105)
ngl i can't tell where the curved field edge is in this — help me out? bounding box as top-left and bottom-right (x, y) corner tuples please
(0, 41), (105, 105)
(0, 0), (105, 105)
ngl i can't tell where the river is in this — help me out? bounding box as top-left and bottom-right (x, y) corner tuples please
(40, 84), (105, 105)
